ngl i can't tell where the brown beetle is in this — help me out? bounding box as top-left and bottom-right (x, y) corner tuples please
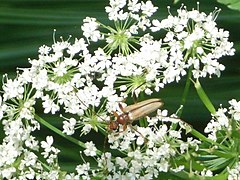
(109, 98), (164, 131)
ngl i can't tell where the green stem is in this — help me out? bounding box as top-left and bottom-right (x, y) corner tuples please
(34, 114), (102, 156)
(178, 66), (193, 117)
(139, 118), (148, 127)
(193, 79), (216, 115)
(191, 128), (230, 152)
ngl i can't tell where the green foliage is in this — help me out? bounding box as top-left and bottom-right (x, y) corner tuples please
(217, 0), (240, 11)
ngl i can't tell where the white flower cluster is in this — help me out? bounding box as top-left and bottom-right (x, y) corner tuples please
(105, 0), (157, 23)
(0, 107), (61, 179)
(228, 162), (240, 180)
(202, 99), (240, 179)
(0, 0), (236, 179)
(204, 99), (240, 142)
(151, 5), (235, 79)
(82, 0), (158, 55)
(81, 2), (235, 96)
(67, 112), (197, 179)
(102, 116), (192, 179)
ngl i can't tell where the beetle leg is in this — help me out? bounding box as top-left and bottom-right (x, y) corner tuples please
(112, 123), (128, 137)
(129, 124), (148, 144)
(123, 123), (127, 131)
(112, 111), (119, 117)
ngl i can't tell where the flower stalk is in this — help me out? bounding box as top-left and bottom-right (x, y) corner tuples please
(35, 114), (103, 156)
(178, 66), (193, 117)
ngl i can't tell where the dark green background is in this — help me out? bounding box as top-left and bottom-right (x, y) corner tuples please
(0, 0), (240, 172)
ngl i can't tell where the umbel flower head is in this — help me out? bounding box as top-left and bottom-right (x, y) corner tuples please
(0, 1), (236, 179)
(151, 4), (235, 80)
(81, 2), (235, 97)
(81, 0), (158, 55)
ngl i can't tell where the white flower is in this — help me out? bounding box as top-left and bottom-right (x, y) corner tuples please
(151, 19), (161, 32)
(215, 107), (229, 127)
(180, 143), (188, 154)
(171, 165), (184, 173)
(41, 136), (54, 152)
(169, 130), (181, 138)
(136, 135), (145, 146)
(204, 105), (230, 141)
(25, 135), (39, 150)
(116, 157), (128, 169)
(42, 95), (60, 114)
(53, 62), (67, 77)
(228, 162), (240, 180)
(33, 68), (49, 88)
(1, 167), (16, 179)
(19, 99), (35, 120)
(204, 119), (219, 141)
(128, 0), (141, 13)
(52, 40), (70, 53)
(129, 159), (142, 174)
(41, 136), (59, 159)
(44, 170), (59, 180)
(105, 0), (127, 20)
(20, 151), (37, 168)
(76, 162), (90, 175)
(196, 47), (204, 54)
(38, 45), (51, 55)
(81, 17), (101, 42)
(200, 169), (213, 177)
(67, 38), (88, 56)
(144, 88), (153, 95)
(81, 124), (92, 135)
(204, 105), (230, 140)
(158, 159), (169, 172)
(229, 99), (240, 121)
(141, 1), (158, 17)
(83, 141), (97, 157)
(2, 78), (24, 100)
(63, 118), (76, 135)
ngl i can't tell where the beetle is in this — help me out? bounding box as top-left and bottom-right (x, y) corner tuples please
(73, 86), (164, 132)
(109, 98), (164, 131)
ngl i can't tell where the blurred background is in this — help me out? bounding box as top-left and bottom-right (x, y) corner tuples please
(0, 0), (240, 172)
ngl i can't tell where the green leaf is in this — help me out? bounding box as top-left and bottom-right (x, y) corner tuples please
(216, 0), (240, 11)
(193, 79), (216, 115)
(205, 173), (228, 180)
(173, 0), (181, 4)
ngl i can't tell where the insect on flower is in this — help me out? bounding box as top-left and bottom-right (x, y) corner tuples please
(73, 87), (163, 133)
(109, 98), (164, 132)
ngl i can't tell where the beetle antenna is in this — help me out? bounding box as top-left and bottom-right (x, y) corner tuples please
(118, 103), (125, 112)
(132, 82), (146, 98)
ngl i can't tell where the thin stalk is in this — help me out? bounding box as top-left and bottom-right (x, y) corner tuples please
(191, 128), (230, 152)
(177, 66), (193, 117)
(34, 114), (102, 156)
